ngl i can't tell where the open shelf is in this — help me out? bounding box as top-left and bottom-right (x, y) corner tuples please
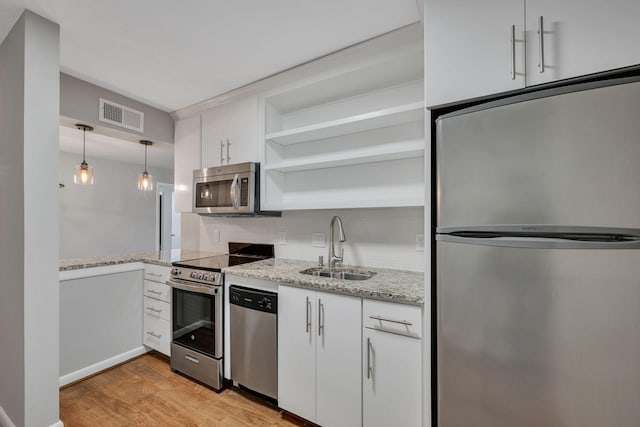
(264, 139), (424, 173)
(265, 101), (424, 145)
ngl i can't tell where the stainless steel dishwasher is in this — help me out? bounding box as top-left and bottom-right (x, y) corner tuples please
(229, 285), (278, 400)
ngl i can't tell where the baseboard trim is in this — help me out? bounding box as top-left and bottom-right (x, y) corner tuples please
(59, 346), (148, 387)
(0, 405), (16, 427)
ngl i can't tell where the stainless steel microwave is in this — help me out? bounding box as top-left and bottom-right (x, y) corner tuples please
(192, 162), (280, 216)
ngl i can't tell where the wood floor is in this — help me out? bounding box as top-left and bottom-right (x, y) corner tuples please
(60, 352), (304, 426)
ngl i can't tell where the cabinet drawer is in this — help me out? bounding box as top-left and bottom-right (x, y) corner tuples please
(144, 280), (171, 303)
(144, 264), (170, 283)
(143, 313), (171, 356)
(144, 296), (171, 321)
(363, 299), (422, 339)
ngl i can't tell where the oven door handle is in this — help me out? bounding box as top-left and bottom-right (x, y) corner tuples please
(166, 279), (219, 296)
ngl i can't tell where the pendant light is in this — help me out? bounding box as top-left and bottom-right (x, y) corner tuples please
(138, 140), (153, 191)
(74, 124), (94, 185)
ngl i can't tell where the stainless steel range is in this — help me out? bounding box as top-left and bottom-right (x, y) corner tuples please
(167, 243), (274, 390)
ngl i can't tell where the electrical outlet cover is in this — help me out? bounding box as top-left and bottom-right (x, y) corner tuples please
(312, 232), (326, 248)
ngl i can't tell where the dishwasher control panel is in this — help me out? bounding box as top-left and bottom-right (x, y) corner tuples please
(229, 285), (277, 314)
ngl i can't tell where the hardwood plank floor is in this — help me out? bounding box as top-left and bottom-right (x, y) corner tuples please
(60, 352), (304, 426)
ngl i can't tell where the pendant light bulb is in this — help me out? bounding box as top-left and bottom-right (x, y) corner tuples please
(74, 124), (94, 185)
(138, 141), (154, 192)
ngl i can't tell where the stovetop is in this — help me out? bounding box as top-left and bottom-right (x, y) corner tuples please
(173, 253), (270, 272)
(172, 243), (274, 272)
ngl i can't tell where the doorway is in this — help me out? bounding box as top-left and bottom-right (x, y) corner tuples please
(157, 183), (181, 250)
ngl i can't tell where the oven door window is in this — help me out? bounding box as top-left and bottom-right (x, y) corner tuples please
(194, 180), (233, 209)
(172, 288), (217, 357)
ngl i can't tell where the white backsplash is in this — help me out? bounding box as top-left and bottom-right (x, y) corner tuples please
(185, 207), (425, 272)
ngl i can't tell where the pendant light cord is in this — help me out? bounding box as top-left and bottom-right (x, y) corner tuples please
(82, 127), (86, 162)
(144, 143), (148, 173)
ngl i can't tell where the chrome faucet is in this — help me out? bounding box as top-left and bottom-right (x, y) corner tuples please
(329, 216), (346, 271)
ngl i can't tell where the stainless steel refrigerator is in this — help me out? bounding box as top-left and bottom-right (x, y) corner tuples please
(436, 77), (640, 427)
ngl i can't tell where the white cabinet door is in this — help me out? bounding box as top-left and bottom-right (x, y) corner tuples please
(201, 96), (258, 167)
(278, 286), (316, 422)
(425, 0), (525, 107)
(316, 293), (362, 427)
(526, 0), (640, 87)
(363, 328), (422, 427)
(174, 115), (201, 212)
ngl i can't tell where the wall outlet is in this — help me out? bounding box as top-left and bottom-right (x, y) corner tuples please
(312, 232), (326, 248)
(415, 233), (425, 251)
(278, 231), (287, 245)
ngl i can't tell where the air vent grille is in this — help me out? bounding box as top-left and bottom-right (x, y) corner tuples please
(99, 98), (144, 132)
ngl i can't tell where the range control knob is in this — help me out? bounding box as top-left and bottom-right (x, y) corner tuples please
(190, 272), (196, 278)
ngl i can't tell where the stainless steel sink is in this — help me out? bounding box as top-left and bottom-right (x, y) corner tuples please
(299, 267), (376, 281)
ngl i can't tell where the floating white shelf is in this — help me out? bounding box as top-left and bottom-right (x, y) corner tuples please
(264, 139), (424, 173)
(265, 101), (424, 145)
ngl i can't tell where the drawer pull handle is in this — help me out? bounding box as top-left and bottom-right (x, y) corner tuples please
(147, 289), (162, 295)
(145, 331), (161, 339)
(185, 354), (199, 364)
(369, 315), (412, 326)
(146, 306), (162, 313)
(147, 272), (162, 277)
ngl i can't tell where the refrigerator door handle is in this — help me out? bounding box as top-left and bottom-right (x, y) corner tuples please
(437, 233), (640, 249)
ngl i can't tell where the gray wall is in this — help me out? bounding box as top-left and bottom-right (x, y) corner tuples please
(59, 151), (174, 259)
(0, 10), (60, 427)
(60, 72), (174, 145)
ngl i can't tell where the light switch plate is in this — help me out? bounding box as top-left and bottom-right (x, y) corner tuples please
(278, 231), (287, 245)
(312, 232), (325, 248)
(415, 233), (425, 251)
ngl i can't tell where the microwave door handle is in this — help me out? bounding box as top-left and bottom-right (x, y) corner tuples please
(230, 173), (239, 211)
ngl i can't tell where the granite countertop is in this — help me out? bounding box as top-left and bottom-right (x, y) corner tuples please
(59, 249), (220, 271)
(223, 258), (424, 305)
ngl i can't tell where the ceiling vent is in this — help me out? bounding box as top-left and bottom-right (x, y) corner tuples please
(99, 98), (144, 133)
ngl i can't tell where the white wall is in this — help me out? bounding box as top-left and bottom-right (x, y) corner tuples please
(0, 10), (61, 427)
(58, 151), (173, 259)
(192, 206), (425, 272)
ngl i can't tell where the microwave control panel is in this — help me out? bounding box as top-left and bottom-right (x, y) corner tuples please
(240, 177), (249, 206)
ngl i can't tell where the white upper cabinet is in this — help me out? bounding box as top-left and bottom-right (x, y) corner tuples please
(526, 0), (640, 87)
(425, 0), (525, 106)
(201, 96), (258, 168)
(426, 0), (640, 106)
(174, 114), (201, 212)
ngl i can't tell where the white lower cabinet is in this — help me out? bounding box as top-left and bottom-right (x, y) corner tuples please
(142, 264), (172, 357)
(362, 299), (423, 427)
(278, 285), (362, 426)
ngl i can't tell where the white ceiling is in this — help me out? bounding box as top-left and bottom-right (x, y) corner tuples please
(59, 126), (174, 169)
(0, 0), (421, 113)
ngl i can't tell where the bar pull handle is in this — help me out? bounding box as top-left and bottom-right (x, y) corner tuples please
(510, 25), (516, 80)
(146, 306), (162, 313)
(147, 272), (162, 277)
(185, 354), (200, 364)
(220, 139), (225, 164)
(537, 16), (545, 73)
(318, 299), (324, 337)
(145, 331), (161, 339)
(367, 337), (373, 379)
(226, 138), (231, 163)
(369, 315), (412, 326)
(306, 296), (311, 333)
(147, 289), (162, 295)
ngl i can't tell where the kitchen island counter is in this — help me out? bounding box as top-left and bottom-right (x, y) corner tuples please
(223, 258), (424, 305)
